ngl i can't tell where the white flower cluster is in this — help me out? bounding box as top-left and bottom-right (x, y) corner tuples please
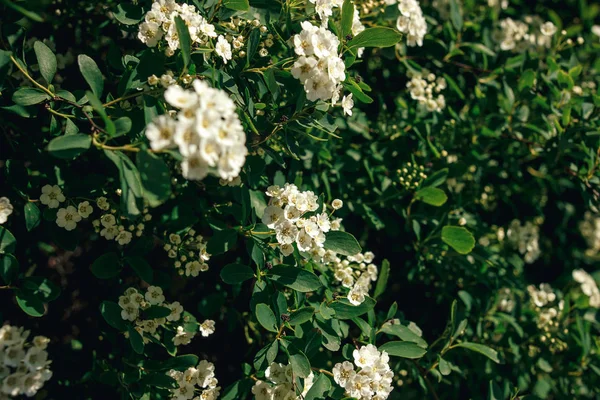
(38, 185), (94, 232)
(332, 344), (394, 400)
(526, 284), (563, 329)
(0, 325), (52, 398)
(494, 17), (555, 52)
(497, 288), (515, 313)
(291, 21), (348, 105)
(91, 196), (151, 245)
(118, 286), (215, 347)
(579, 212), (600, 256)
(137, 0), (217, 55)
(251, 362), (314, 400)
(262, 183), (335, 256)
(406, 70), (446, 113)
(167, 360), (220, 400)
(333, 251), (379, 306)
(504, 219), (541, 264)
(0, 197), (13, 225)
(146, 80), (247, 182)
(395, 0), (427, 47)
(163, 230), (211, 277)
(572, 269), (600, 308)
(309, 0), (343, 24)
(262, 183), (379, 305)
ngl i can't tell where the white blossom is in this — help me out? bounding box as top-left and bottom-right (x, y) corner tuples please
(146, 81), (247, 181)
(40, 185), (65, 208)
(56, 206), (82, 231)
(395, 0), (427, 47)
(0, 198), (13, 224)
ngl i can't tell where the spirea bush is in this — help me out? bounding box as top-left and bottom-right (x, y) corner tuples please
(0, 0), (599, 398)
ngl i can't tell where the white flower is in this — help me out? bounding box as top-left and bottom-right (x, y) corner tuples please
(165, 85), (199, 110)
(138, 21), (164, 47)
(332, 361), (356, 387)
(56, 206), (82, 231)
(96, 196), (110, 210)
(145, 286), (166, 305)
(215, 35), (232, 64)
(540, 21), (557, 36)
(199, 319), (216, 337)
(146, 115), (177, 151)
(280, 243), (294, 257)
(77, 201), (93, 218)
(40, 185), (65, 208)
(115, 230), (133, 245)
(573, 269), (600, 308)
(173, 326), (195, 346)
(0, 197), (13, 224)
(23, 347), (48, 372)
(251, 380), (273, 400)
(262, 205), (284, 228)
(396, 0), (427, 47)
(342, 94), (354, 116)
(593, 25), (600, 38)
(348, 286), (366, 305)
(167, 301), (184, 321)
(100, 225), (119, 240)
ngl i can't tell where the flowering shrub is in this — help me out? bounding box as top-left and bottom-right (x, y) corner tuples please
(0, 0), (600, 399)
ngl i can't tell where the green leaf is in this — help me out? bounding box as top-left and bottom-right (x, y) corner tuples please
(267, 265), (322, 292)
(143, 305), (172, 319)
(12, 88), (50, 106)
(379, 341), (427, 359)
(140, 373), (178, 388)
(341, 0), (355, 37)
(128, 325), (145, 354)
(223, 0), (249, 11)
(380, 322), (427, 348)
(439, 356), (452, 375)
(373, 259), (389, 300)
(91, 252), (121, 279)
(220, 263), (255, 284)
(304, 373), (332, 400)
(161, 355), (200, 371)
(125, 256), (153, 283)
(16, 290), (45, 317)
(246, 29), (261, 66)
(330, 296), (376, 319)
(47, 134), (92, 159)
(288, 307), (315, 325)
(255, 303), (278, 332)
(441, 226), (475, 254)
(34, 41), (57, 83)
(415, 187), (448, 206)
(114, 117), (133, 137)
(104, 150), (144, 218)
(0, 226), (17, 254)
(136, 150), (172, 207)
(0, 0), (43, 22)
(323, 231), (362, 256)
(449, 0), (463, 31)
(78, 55), (104, 97)
(100, 301), (127, 331)
(347, 28), (402, 49)
(0, 254), (19, 285)
(453, 342), (500, 363)
(86, 91), (116, 136)
(207, 229), (237, 255)
(21, 277), (60, 301)
(518, 69), (536, 91)
(113, 3), (144, 25)
(24, 203), (41, 231)
(557, 70), (574, 90)
(287, 343), (311, 378)
(174, 16), (192, 69)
